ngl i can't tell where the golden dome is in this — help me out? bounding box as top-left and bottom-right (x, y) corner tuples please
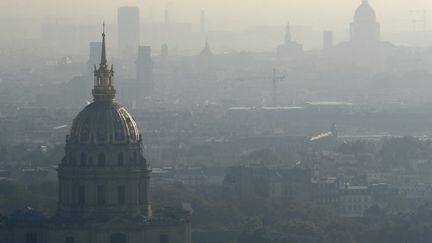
(68, 101), (140, 145)
(66, 27), (141, 145)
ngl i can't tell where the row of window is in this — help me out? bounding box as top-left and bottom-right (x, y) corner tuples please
(78, 184), (126, 205)
(341, 197), (370, 203)
(343, 205), (367, 212)
(68, 151), (139, 167)
(26, 232), (168, 243)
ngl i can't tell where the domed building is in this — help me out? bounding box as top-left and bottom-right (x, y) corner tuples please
(328, 0), (397, 71)
(0, 29), (191, 243)
(350, 0), (380, 44)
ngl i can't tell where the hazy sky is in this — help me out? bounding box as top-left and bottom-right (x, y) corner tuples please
(2, 0), (432, 31)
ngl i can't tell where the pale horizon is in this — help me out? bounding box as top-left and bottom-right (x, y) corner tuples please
(1, 0), (432, 32)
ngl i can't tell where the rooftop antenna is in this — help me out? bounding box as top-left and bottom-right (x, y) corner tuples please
(164, 8), (169, 24)
(272, 68), (286, 106)
(200, 10), (206, 33)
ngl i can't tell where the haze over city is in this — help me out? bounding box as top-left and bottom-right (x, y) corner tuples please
(3, 1), (432, 243)
(2, 0), (432, 31)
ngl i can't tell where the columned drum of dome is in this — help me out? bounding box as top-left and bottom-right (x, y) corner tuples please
(57, 28), (152, 219)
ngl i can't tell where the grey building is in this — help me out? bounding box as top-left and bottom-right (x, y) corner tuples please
(136, 46), (154, 97)
(118, 7), (140, 57)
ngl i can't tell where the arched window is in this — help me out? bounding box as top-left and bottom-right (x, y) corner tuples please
(78, 185), (85, 205)
(69, 152), (76, 165)
(97, 185), (106, 205)
(65, 236), (74, 243)
(117, 152), (124, 167)
(80, 152), (87, 166)
(26, 232), (37, 243)
(118, 185), (126, 204)
(160, 234), (169, 243)
(98, 152), (106, 167)
(110, 233), (126, 243)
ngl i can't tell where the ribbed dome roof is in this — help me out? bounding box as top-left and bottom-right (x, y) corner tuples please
(354, 0), (376, 22)
(68, 101), (140, 145)
(66, 28), (141, 145)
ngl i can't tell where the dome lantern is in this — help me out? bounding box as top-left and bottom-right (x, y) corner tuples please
(92, 24), (116, 102)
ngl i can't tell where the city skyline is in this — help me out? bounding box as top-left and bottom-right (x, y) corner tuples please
(1, 0), (432, 32)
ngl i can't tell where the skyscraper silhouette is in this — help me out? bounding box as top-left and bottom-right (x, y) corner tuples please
(118, 6), (140, 57)
(136, 46), (154, 97)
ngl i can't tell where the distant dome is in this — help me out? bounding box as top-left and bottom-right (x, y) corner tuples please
(68, 101), (140, 145)
(354, 0), (376, 22)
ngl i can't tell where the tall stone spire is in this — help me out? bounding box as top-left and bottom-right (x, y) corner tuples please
(200, 39), (213, 57)
(100, 22), (107, 66)
(92, 24), (116, 102)
(285, 22), (292, 45)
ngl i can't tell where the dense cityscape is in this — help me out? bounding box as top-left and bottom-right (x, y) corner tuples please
(3, 0), (432, 242)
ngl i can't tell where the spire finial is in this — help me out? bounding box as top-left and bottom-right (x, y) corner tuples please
(92, 25), (116, 102)
(101, 22), (107, 66)
(285, 21), (292, 44)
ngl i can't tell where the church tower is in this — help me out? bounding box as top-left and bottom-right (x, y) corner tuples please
(57, 26), (152, 219)
(284, 23), (292, 46)
(276, 22), (303, 56)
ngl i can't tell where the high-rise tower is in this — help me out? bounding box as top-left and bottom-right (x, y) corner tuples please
(161, 43), (168, 62)
(118, 6), (140, 57)
(323, 31), (333, 50)
(136, 46), (154, 97)
(88, 42), (102, 79)
(200, 10), (206, 33)
(284, 23), (292, 46)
